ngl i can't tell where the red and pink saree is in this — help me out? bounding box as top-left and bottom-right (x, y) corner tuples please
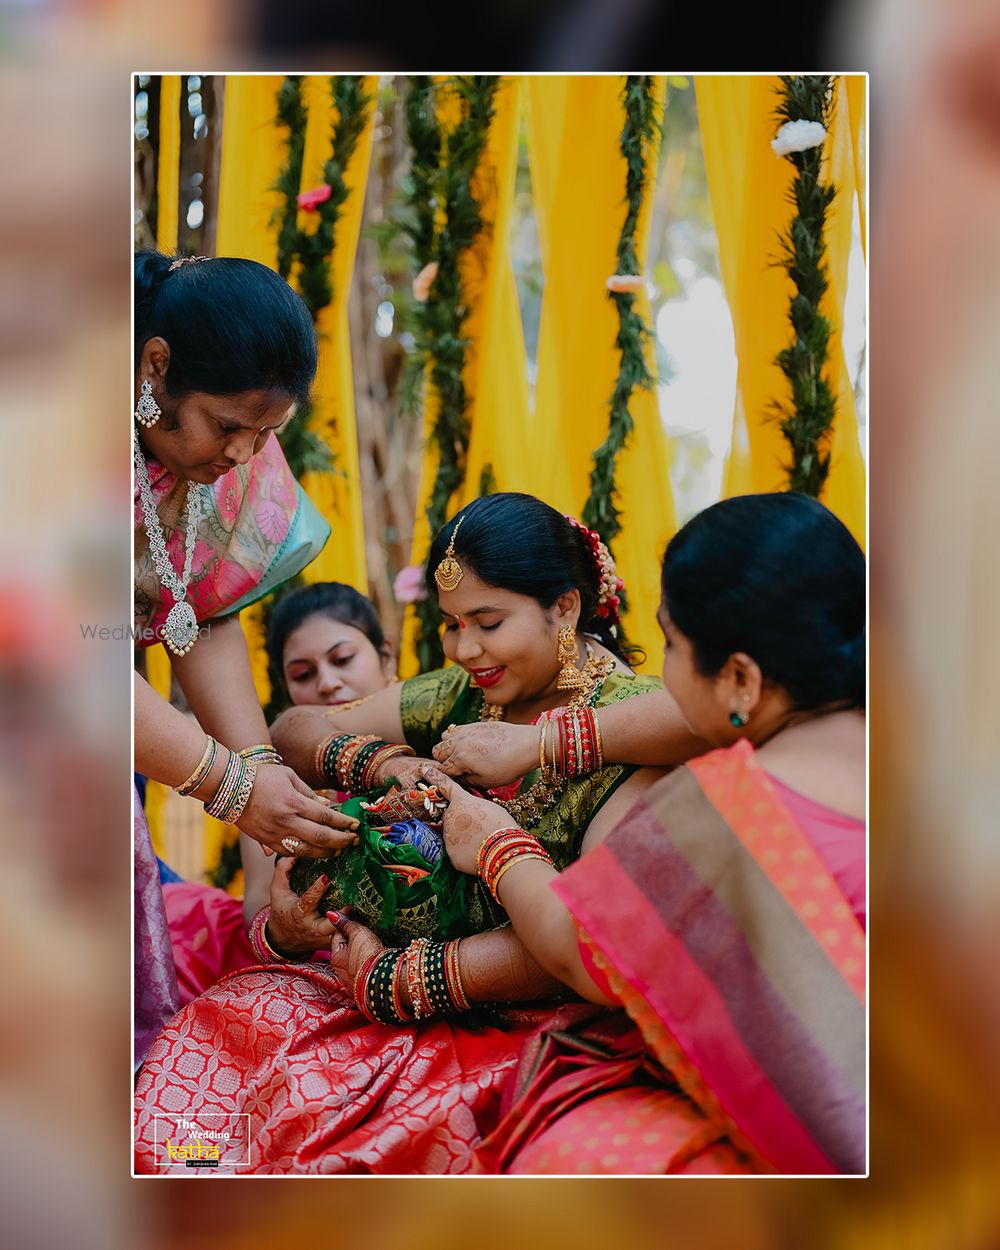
(475, 739), (866, 1175)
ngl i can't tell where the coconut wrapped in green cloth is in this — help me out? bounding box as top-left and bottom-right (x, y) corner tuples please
(288, 787), (505, 945)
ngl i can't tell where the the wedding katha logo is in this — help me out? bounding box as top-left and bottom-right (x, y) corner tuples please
(154, 1113), (250, 1170)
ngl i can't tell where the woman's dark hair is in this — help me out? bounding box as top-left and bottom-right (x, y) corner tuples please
(661, 493), (865, 710)
(134, 249), (317, 405)
(266, 582), (386, 692)
(426, 493), (635, 663)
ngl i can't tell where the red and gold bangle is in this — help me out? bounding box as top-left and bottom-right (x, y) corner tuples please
(353, 951), (381, 1019)
(404, 938), (430, 1020)
(359, 743), (416, 792)
(478, 831), (555, 904)
(476, 827), (530, 878)
(391, 952), (409, 1023)
(248, 906), (282, 963)
(491, 849), (554, 903)
(480, 837), (543, 889)
(443, 939), (471, 1012)
(478, 831), (542, 883)
(591, 708), (604, 769)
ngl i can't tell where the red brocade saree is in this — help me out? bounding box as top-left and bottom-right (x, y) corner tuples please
(474, 740), (866, 1175)
(132, 963), (554, 1174)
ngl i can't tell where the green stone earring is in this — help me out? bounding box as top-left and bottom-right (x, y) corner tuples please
(729, 708), (749, 727)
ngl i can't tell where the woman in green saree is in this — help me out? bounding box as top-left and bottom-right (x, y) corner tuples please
(133, 493), (699, 1174)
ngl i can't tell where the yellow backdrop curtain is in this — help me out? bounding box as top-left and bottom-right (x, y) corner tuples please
(296, 75), (376, 593)
(524, 75), (674, 665)
(399, 77), (530, 676)
(143, 74), (183, 856)
(696, 75), (866, 547)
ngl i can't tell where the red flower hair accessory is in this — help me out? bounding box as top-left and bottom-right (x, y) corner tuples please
(564, 515), (625, 633)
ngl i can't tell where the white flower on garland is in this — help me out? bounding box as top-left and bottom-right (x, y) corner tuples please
(771, 119), (827, 157)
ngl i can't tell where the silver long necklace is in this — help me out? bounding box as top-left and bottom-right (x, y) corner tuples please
(133, 432), (207, 656)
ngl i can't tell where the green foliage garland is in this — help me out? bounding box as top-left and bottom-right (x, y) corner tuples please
(401, 76), (499, 673)
(273, 76), (307, 282)
(581, 76), (660, 581)
(771, 75), (838, 497)
(271, 75), (374, 479)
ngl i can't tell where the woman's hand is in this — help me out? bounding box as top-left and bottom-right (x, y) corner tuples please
(236, 763), (360, 859)
(328, 916), (386, 1003)
(369, 753), (438, 792)
(420, 765), (518, 874)
(264, 858), (338, 955)
(431, 722), (537, 788)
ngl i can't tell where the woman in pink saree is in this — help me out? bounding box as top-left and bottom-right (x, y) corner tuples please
(426, 492), (866, 1174)
(133, 250), (358, 1067)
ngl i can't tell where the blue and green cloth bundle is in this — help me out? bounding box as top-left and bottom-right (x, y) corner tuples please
(289, 784), (504, 944)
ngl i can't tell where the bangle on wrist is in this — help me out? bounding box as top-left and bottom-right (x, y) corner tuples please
(204, 751), (257, 823)
(176, 736), (218, 796)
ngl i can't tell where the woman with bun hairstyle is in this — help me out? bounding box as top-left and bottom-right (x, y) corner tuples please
(429, 492), (867, 1174)
(132, 251), (359, 1067)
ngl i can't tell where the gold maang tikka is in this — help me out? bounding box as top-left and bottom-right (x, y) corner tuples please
(434, 516), (466, 592)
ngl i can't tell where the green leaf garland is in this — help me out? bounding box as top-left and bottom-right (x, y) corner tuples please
(401, 75), (499, 673)
(771, 75), (838, 497)
(270, 74), (374, 480)
(581, 75), (660, 619)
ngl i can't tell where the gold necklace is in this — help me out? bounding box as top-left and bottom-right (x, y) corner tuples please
(479, 645), (614, 827)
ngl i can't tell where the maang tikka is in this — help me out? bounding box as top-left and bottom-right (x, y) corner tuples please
(434, 516), (465, 592)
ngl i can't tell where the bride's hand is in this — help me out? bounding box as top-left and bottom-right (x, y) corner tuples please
(431, 722), (537, 788)
(236, 763), (360, 858)
(420, 765), (518, 874)
(368, 754), (437, 791)
(328, 915), (386, 1003)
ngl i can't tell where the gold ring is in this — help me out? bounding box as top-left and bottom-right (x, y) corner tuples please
(281, 836), (303, 853)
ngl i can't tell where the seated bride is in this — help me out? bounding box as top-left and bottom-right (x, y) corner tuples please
(134, 492), (695, 1174)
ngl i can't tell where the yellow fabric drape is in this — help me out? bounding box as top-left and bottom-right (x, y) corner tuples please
(215, 75), (288, 712)
(846, 74), (867, 259)
(823, 76), (867, 543)
(155, 76), (181, 255)
(525, 75), (674, 666)
(208, 75), (289, 871)
(459, 77), (531, 506)
(697, 75), (866, 547)
(143, 74), (184, 856)
(296, 75), (375, 593)
(399, 78), (531, 676)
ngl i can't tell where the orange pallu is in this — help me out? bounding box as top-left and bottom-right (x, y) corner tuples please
(475, 739), (866, 1175)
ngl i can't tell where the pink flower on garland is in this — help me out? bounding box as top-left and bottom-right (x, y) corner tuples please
(412, 262), (439, 302)
(605, 273), (644, 294)
(393, 565), (428, 603)
(297, 185), (332, 212)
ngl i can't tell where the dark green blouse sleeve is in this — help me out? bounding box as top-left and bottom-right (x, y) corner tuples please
(398, 666), (472, 758)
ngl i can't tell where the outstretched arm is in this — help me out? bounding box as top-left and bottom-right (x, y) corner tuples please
(270, 683), (407, 787)
(422, 764), (658, 1003)
(432, 687), (708, 788)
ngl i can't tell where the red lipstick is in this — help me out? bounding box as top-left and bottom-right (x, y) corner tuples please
(468, 665), (506, 689)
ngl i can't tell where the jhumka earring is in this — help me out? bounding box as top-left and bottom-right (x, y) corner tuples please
(434, 516), (466, 592)
(556, 625), (587, 692)
(134, 379), (162, 428)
